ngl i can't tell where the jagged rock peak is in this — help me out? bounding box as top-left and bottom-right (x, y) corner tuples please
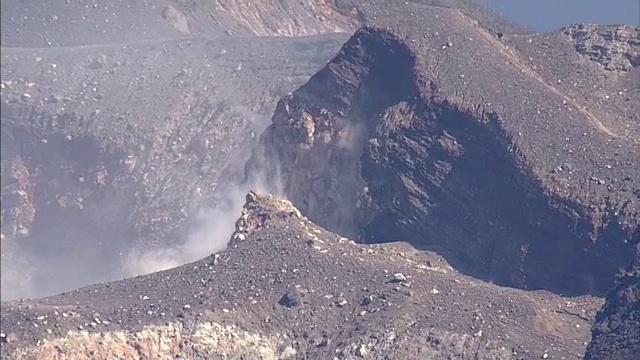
(229, 191), (303, 244)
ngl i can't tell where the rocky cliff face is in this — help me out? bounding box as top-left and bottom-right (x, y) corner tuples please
(563, 24), (640, 72)
(585, 252), (640, 360)
(246, 20), (639, 297)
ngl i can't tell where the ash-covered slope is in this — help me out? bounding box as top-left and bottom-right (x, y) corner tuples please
(0, 191), (603, 359)
(0, 0), (358, 47)
(1, 0), (532, 48)
(246, 10), (640, 297)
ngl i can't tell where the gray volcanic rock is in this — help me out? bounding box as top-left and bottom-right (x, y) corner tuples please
(0, 0), (533, 303)
(0, 0), (534, 302)
(585, 254), (640, 360)
(246, 16), (639, 297)
(562, 23), (640, 72)
(0, 191), (604, 359)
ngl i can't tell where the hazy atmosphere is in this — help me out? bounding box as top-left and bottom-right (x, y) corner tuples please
(485, 0), (639, 30)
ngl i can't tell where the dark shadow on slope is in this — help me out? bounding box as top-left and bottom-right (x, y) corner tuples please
(343, 28), (636, 297)
(356, 29), (638, 297)
(360, 95), (637, 296)
(245, 26), (638, 297)
(585, 258), (640, 359)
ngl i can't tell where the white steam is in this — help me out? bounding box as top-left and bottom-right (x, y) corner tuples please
(122, 110), (281, 277)
(0, 109), (281, 302)
(122, 185), (250, 275)
(1, 243), (36, 301)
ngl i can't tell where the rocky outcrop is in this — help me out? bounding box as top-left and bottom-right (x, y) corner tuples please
(0, 159), (36, 240)
(563, 24), (640, 71)
(4, 322), (294, 360)
(585, 251), (640, 360)
(229, 191), (303, 244)
(246, 20), (639, 296)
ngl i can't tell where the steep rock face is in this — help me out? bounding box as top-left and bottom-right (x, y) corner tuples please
(563, 24), (640, 72)
(0, 91), (257, 298)
(247, 28), (416, 240)
(246, 22), (639, 296)
(585, 252), (640, 360)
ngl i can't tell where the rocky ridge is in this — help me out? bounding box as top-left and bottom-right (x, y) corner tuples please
(0, 0), (359, 47)
(562, 23), (640, 72)
(0, 191), (604, 359)
(246, 16), (639, 297)
(1, 0), (531, 48)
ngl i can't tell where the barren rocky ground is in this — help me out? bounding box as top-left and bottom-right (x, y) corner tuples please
(1, 0), (639, 359)
(0, 193), (608, 359)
